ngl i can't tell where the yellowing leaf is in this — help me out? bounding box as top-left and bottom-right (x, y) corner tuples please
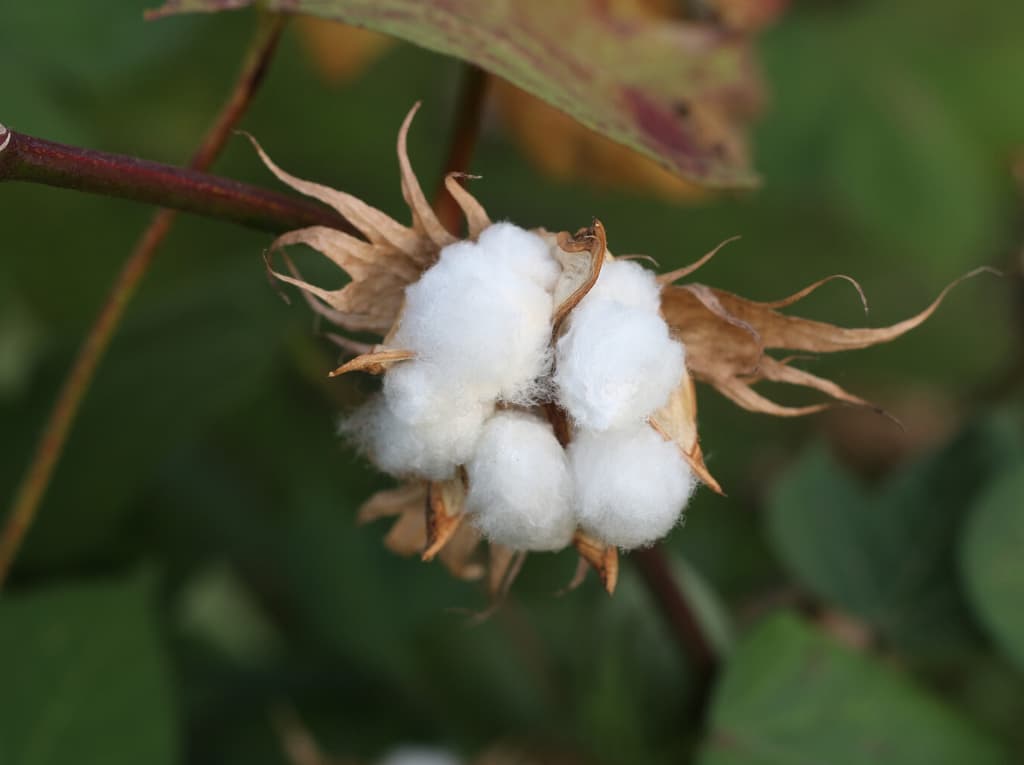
(493, 80), (709, 202)
(149, 0), (763, 186)
(296, 16), (395, 83)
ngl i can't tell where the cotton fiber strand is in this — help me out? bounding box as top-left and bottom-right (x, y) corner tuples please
(581, 258), (662, 314)
(555, 299), (685, 431)
(345, 394), (492, 481)
(392, 234), (554, 403)
(382, 360), (489, 426)
(569, 426), (695, 549)
(466, 411), (575, 551)
(476, 222), (561, 292)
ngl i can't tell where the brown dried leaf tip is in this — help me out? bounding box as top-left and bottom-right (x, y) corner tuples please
(254, 104), (991, 602)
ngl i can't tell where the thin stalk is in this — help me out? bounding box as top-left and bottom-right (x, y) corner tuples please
(633, 546), (718, 718)
(433, 65), (488, 235)
(0, 127), (351, 234)
(0, 13), (290, 587)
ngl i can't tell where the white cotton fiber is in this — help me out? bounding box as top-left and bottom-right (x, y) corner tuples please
(392, 235), (554, 403)
(569, 425), (695, 549)
(465, 411), (575, 551)
(555, 299), (684, 431)
(376, 747), (461, 765)
(382, 360), (488, 426)
(345, 394), (492, 481)
(476, 222), (561, 292)
(581, 258), (663, 314)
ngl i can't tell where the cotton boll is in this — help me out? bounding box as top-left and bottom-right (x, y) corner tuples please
(465, 411), (575, 551)
(569, 425), (695, 549)
(582, 258), (662, 314)
(476, 221), (561, 292)
(345, 394), (492, 480)
(382, 360), (489, 426)
(393, 240), (554, 402)
(555, 300), (685, 430)
(382, 361), (447, 425)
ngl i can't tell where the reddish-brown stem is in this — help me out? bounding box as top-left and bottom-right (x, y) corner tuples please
(633, 546), (718, 716)
(433, 65), (489, 236)
(0, 127), (351, 235)
(0, 13), (290, 588)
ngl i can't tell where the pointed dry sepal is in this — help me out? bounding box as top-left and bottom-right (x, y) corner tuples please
(438, 524), (486, 582)
(328, 348), (415, 377)
(487, 544), (528, 602)
(357, 482), (427, 525)
(443, 173), (492, 240)
(357, 482), (484, 580)
(357, 483), (429, 557)
(656, 235), (741, 286)
(572, 530), (619, 595)
(551, 219), (608, 333)
(557, 556), (593, 597)
(662, 260), (997, 416)
(649, 370), (723, 495)
(397, 102), (457, 251)
(248, 103), (493, 342)
(423, 474), (468, 561)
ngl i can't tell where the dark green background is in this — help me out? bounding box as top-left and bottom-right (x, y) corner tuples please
(2, 1), (1023, 762)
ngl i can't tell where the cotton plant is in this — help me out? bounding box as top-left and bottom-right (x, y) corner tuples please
(251, 104), (972, 596)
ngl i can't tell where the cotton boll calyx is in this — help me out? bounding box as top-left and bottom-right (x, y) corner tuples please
(476, 222), (561, 292)
(345, 394), (492, 481)
(466, 411), (575, 551)
(570, 425), (695, 549)
(580, 258), (662, 314)
(392, 236), (554, 403)
(555, 299), (685, 431)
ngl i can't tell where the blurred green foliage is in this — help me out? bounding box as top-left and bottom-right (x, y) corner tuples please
(1, 0), (1023, 763)
(701, 615), (1008, 764)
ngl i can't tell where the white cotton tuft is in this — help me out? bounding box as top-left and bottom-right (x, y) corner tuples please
(376, 747), (462, 765)
(555, 299), (685, 431)
(344, 394), (492, 481)
(465, 411), (575, 551)
(392, 236), (554, 403)
(476, 221), (561, 292)
(581, 258), (663, 314)
(569, 425), (695, 549)
(382, 360), (489, 426)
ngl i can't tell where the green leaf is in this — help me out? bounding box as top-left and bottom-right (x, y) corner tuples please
(700, 614), (1008, 765)
(148, 0), (761, 187)
(0, 573), (177, 765)
(766, 418), (1022, 651)
(961, 462), (1024, 671)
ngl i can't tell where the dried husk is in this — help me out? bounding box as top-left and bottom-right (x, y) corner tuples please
(358, 482), (484, 581)
(250, 103), (483, 336)
(660, 249), (994, 416)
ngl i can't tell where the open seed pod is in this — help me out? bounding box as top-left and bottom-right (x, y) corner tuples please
(254, 104), (984, 600)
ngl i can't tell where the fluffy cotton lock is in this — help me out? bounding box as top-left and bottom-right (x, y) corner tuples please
(555, 299), (685, 431)
(346, 394), (493, 480)
(581, 258), (663, 314)
(465, 411), (576, 551)
(391, 226), (556, 403)
(569, 425), (696, 549)
(382, 360), (488, 426)
(476, 222), (561, 292)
